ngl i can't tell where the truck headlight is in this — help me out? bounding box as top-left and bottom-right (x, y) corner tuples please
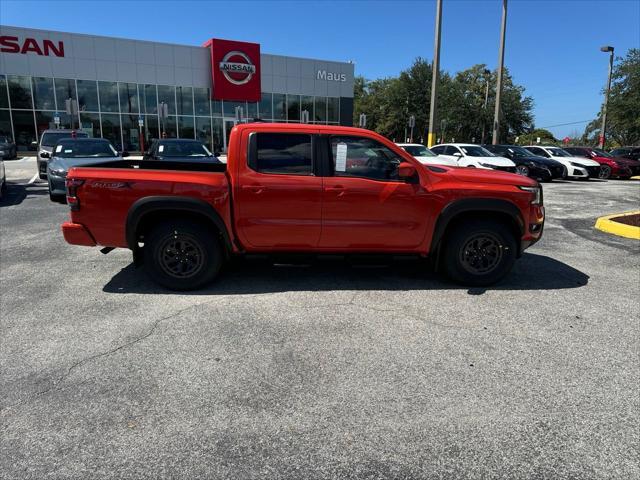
(519, 186), (542, 205)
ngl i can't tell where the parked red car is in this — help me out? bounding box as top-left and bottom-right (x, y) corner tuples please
(564, 146), (640, 179)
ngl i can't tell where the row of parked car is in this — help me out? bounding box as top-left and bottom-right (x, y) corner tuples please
(397, 142), (640, 181)
(32, 129), (219, 202)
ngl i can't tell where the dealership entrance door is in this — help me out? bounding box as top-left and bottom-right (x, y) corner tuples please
(223, 119), (235, 153)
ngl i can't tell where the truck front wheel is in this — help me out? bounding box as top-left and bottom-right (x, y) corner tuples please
(143, 220), (222, 290)
(442, 219), (517, 286)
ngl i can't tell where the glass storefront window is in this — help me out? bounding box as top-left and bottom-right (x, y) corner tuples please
(247, 102), (258, 119)
(54, 78), (76, 112)
(77, 80), (99, 112)
(11, 110), (36, 150)
(314, 96), (327, 123)
(80, 112), (101, 138)
(119, 83), (139, 114)
(0, 75), (8, 109)
(32, 78), (55, 110)
(142, 84), (157, 114)
(327, 97), (340, 123)
(35, 111), (55, 136)
(287, 94), (300, 122)
(193, 88), (210, 116)
(177, 86), (193, 116)
(101, 113), (122, 148)
(98, 81), (119, 113)
(8, 76), (33, 109)
(223, 101), (247, 118)
(121, 114), (141, 152)
(273, 94), (286, 121)
(58, 113), (78, 130)
(0, 110), (12, 138)
(211, 100), (222, 117)
(259, 93), (272, 120)
(212, 118), (223, 154)
(301, 96), (314, 121)
(157, 85), (175, 115)
(195, 116), (212, 150)
(142, 114), (159, 147)
(160, 115), (177, 138)
(178, 116), (194, 139)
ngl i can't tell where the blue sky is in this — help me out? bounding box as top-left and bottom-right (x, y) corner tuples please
(2, 0), (638, 138)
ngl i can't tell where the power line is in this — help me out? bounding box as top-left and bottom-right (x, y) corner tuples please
(538, 120), (592, 129)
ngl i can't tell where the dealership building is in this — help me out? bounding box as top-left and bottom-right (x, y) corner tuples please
(0, 25), (355, 152)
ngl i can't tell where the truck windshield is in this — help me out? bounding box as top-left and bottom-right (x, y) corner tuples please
(41, 131), (88, 147)
(402, 145), (436, 157)
(159, 142), (212, 157)
(55, 141), (117, 158)
(461, 146), (494, 157)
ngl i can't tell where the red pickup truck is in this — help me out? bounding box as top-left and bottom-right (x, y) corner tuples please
(62, 123), (544, 290)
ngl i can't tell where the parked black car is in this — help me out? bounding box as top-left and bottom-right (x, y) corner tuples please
(609, 146), (640, 162)
(0, 136), (17, 159)
(482, 144), (565, 181)
(143, 139), (221, 164)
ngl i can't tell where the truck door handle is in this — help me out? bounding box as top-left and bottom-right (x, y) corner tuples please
(242, 185), (265, 194)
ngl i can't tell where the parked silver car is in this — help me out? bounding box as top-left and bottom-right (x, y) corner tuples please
(47, 138), (124, 202)
(37, 129), (88, 179)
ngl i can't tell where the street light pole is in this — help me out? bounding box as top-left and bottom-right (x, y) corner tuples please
(492, 0), (508, 145)
(427, 0), (443, 147)
(599, 45), (614, 149)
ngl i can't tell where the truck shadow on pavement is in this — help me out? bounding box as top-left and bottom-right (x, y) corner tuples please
(0, 182), (48, 207)
(103, 252), (589, 296)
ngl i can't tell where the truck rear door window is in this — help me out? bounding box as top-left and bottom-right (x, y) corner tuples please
(254, 133), (312, 175)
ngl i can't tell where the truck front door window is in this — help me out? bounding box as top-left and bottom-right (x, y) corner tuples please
(330, 136), (401, 181)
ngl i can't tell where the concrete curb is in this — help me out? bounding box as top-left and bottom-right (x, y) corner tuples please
(595, 211), (640, 240)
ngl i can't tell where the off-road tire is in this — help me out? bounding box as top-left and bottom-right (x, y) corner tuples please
(442, 219), (517, 286)
(143, 220), (222, 291)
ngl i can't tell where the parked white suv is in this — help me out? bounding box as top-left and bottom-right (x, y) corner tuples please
(430, 143), (516, 171)
(524, 145), (600, 179)
(396, 143), (457, 166)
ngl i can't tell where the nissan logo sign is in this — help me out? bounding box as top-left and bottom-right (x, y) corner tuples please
(219, 51), (256, 85)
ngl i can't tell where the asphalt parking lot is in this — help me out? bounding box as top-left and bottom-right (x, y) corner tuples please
(1, 158), (639, 479)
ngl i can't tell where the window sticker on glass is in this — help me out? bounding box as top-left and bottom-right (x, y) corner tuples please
(335, 143), (348, 172)
(55, 145), (63, 152)
(64, 149), (73, 153)
(159, 145), (164, 153)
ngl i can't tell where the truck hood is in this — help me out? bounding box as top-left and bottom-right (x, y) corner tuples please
(425, 164), (537, 187)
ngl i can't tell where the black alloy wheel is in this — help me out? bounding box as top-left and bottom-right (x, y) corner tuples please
(598, 165), (612, 179)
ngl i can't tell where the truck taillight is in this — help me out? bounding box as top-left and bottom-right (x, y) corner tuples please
(65, 178), (85, 211)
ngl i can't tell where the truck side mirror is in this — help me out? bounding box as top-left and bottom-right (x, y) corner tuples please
(398, 162), (416, 179)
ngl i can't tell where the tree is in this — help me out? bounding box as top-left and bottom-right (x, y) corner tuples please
(516, 128), (557, 146)
(353, 59), (534, 145)
(583, 48), (640, 146)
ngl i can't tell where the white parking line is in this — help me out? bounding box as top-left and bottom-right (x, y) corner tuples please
(28, 173), (39, 184)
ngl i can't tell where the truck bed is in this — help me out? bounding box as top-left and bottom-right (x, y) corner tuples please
(73, 159), (227, 173)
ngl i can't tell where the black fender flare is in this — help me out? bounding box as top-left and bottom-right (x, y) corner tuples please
(126, 196), (232, 251)
(431, 198), (524, 253)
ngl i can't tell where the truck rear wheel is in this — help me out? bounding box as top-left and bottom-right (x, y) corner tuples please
(442, 219), (517, 286)
(143, 220), (222, 290)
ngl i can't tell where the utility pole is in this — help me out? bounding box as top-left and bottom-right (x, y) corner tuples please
(481, 68), (491, 144)
(599, 45), (614, 148)
(427, 0), (443, 147)
(492, 0), (508, 145)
